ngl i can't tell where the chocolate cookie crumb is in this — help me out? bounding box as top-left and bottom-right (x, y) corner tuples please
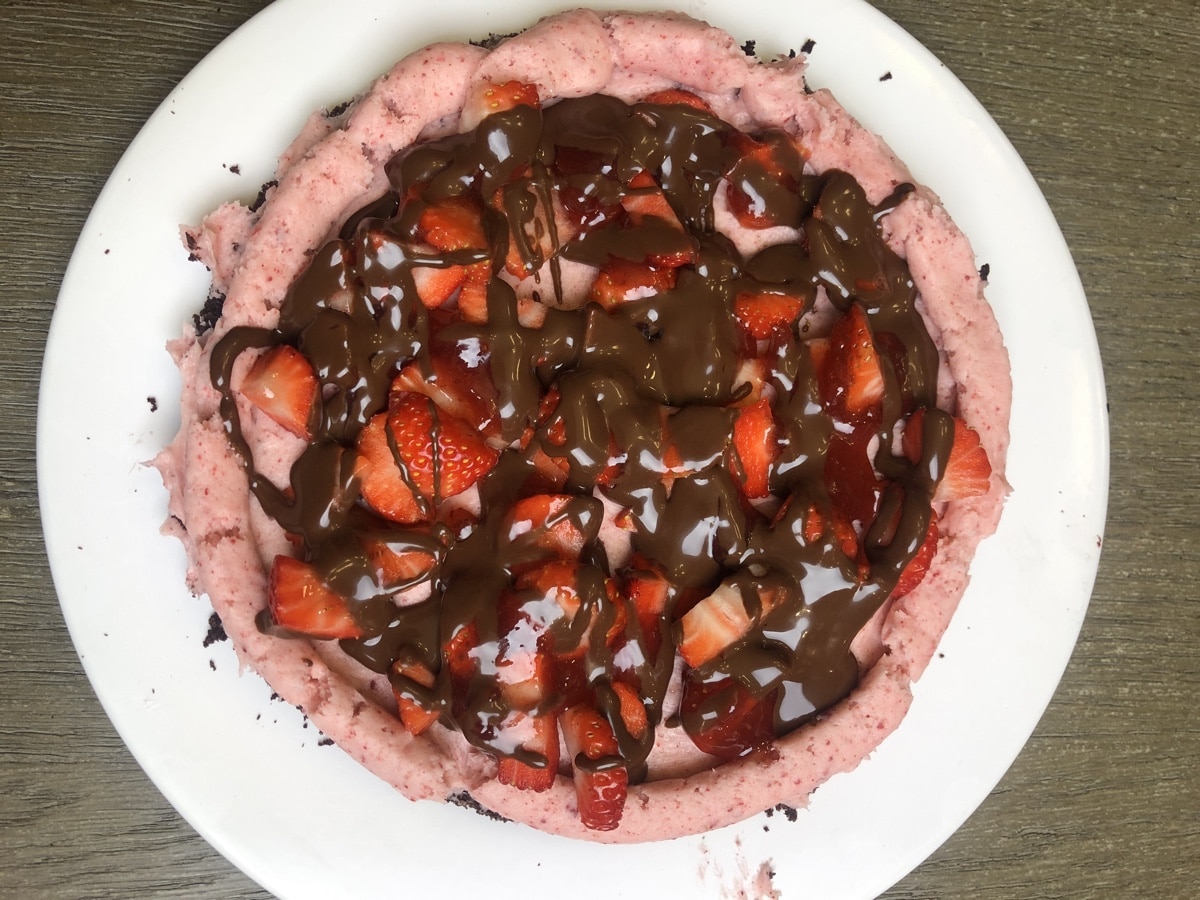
(202, 611), (227, 647)
(326, 99), (353, 118)
(800, 38), (816, 54)
(318, 736), (335, 747)
(470, 31), (519, 50)
(192, 290), (226, 334)
(147, 396), (158, 412)
(448, 791), (511, 823)
(209, 659), (216, 671)
(880, 71), (893, 82)
(230, 164), (241, 175)
(774, 803), (798, 822)
(979, 262), (991, 281)
(741, 39), (756, 56)
(249, 179), (279, 213)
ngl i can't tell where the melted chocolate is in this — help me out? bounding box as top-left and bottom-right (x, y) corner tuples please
(209, 91), (953, 776)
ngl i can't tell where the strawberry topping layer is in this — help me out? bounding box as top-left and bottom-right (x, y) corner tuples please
(205, 82), (995, 833)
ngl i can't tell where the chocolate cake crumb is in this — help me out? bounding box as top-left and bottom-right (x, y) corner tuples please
(318, 736), (335, 747)
(192, 290), (226, 334)
(326, 100), (353, 118)
(800, 38), (816, 54)
(979, 262), (991, 281)
(209, 659), (216, 671)
(270, 692), (282, 702)
(249, 179), (279, 213)
(147, 396), (158, 412)
(774, 803), (798, 822)
(202, 611), (227, 647)
(230, 164), (241, 175)
(470, 31), (519, 50)
(448, 791), (511, 823)
(880, 71), (893, 82)
(741, 39), (756, 56)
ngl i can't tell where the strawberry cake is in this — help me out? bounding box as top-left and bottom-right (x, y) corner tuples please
(156, 8), (1010, 841)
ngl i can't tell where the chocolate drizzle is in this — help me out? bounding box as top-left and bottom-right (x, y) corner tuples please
(209, 91), (954, 777)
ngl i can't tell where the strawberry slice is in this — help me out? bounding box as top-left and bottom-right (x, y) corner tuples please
(641, 88), (713, 113)
(678, 581), (767, 668)
(354, 411), (424, 524)
(362, 537), (438, 590)
(620, 171), (696, 267)
(418, 196), (489, 253)
(892, 514), (939, 599)
(730, 396), (777, 500)
(733, 291), (806, 340)
(680, 674), (777, 760)
(267, 555), (363, 640)
(503, 494), (591, 562)
(497, 713), (560, 792)
(610, 680), (649, 741)
(239, 345), (318, 439)
(820, 303), (885, 417)
(901, 408), (993, 502)
(590, 257), (677, 310)
(410, 263), (468, 309)
(390, 345), (499, 437)
(464, 79), (541, 128)
(560, 704), (627, 831)
(724, 131), (805, 229)
(390, 658), (440, 736)
(623, 561), (672, 663)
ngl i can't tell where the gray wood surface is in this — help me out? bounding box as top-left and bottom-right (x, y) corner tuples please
(2, 0), (1196, 896)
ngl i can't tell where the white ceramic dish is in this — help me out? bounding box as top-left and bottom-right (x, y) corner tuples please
(37, 0), (1107, 897)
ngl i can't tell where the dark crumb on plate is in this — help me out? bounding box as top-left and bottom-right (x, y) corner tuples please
(775, 803), (798, 822)
(249, 179), (279, 213)
(979, 262), (991, 281)
(209, 659), (216, 671)
(741, 39), (756, 55)
(318, 736), (335, 747)
(326, 99), (353, 118)
(230, 164), (241, 175)
(147, 396), (158, 412)
(470, 31), (519, 50)
(880, 71), (893, 81)
(270, 692), (282, 702)
(202, 611), (228, 647)
(800, 38), (815, 54)
(192, 290), (226, 334)
(448, 791), (511, 822)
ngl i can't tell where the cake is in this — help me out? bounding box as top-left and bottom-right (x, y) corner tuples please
(155, 8), (1010, 842)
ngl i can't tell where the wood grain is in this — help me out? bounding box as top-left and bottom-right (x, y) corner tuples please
(2, 1), (1196, 897)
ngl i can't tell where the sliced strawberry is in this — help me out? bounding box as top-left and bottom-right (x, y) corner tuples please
(590, 257), (677, 310)
(239, 345), (318, 439)
(418, 196), (489, 253)
(443, 620), (480, 684)
(466, 79), (541, 124)
(902, 409), (994, 502)
(610, 680), (649, 740)
(640, 88), (713, 113)
(724, 131), (805, 229)
(410, 263), (468, 308)
(362, 537), (438, 590)
(354, 411), (424, 524)
(730, 396), (777, 500)
(388, 391), (499, 501)
(560, 704), (627, 831)
(390, 658), (440, 736)
(824, 424), (882, 528)
(621, 170), (682, 228)
(497, 713), (560, 792)
(623, 561), (672, 663)
(680, 674), (777, 760)
(730, 356), (769, 408)
(820, 303), (885, 417)
(390, 345), (499, 436)
(503, 494), (590, 561)
(733, 291), (806, 340)
(620, 171), (696, 267)
(267, 555), (363, 640)
(678, 581), (761, 668)
(892, 514), (939, 599)
(456, 260), (492, 325)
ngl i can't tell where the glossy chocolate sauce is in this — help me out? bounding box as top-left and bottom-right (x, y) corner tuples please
(210, 92), (953, 775)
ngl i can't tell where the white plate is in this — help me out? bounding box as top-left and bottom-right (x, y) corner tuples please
(37, 0), (1107, 897)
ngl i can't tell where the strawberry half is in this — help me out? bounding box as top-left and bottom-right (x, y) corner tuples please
(678, 581), (777, 668)
(902, 408), (993, 502)
(267, 555), (363, 640)
(560, 703), (628, 831)
(239, 345), (318, 439)
(390, 658), (440, 736)
(590, 257), (677, 310)
(497, 713), (560, 792)
(892, 514), (939, 599)
(640, 88), (714, 114)
(680, 674), (777, 761)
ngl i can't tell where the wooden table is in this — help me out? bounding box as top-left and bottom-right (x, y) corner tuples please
(3, 1), (1196, 896)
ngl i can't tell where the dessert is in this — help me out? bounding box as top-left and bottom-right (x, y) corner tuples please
(156, 9), (1010, 842)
